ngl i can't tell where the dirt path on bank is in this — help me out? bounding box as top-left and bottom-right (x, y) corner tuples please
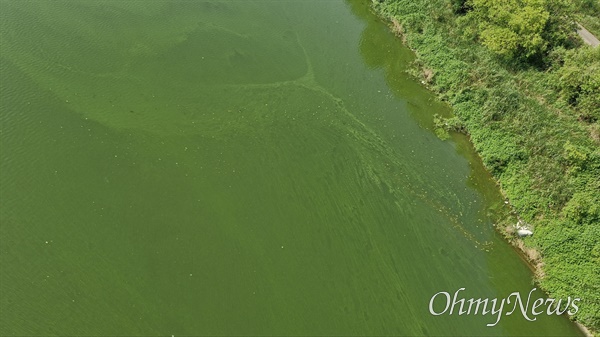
(577, 23), (600, 47)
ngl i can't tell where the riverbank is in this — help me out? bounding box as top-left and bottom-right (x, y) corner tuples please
(370, 0), (599, 335)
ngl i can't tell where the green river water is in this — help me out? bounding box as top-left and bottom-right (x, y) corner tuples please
(0, 1), (585, 336)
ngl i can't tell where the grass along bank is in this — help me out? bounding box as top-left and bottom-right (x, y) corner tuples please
(370, 0), (599, 334)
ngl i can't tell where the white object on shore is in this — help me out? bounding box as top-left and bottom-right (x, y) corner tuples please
(515, 219), (533, 237)
(517, 228), (533, 237)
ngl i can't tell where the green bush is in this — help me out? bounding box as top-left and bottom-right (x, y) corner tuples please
(563, 191), (600, 224)
(552, 47), (600, 122)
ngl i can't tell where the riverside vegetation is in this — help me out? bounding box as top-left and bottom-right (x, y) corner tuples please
(371, 0), (599, 334)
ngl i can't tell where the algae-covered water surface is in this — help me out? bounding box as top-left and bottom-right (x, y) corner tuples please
(0, 1), (584, 335)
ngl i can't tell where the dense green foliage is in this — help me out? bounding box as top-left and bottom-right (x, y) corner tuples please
(471, 0), (551, 59)
(372, 0), (599, 333)
(552, 47), (600, 122)
(462, 0), (577, 64)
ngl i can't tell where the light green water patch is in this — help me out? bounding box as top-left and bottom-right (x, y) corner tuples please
(0, 0), (585, 336)
(0, 0), (309, 135)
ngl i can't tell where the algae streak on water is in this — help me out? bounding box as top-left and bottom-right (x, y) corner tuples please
(0, 0), (584, 336)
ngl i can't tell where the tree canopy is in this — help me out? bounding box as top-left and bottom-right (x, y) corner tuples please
(468, 0), (574, 61)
